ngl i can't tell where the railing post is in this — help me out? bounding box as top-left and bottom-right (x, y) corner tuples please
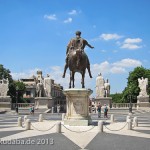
(62, 113), (65, 120)
(51, 107), (54, 114)
(127, 118), (132, 130)
(110, 114), (114, 123)
(133, 117), (138, 127)
(25, 119), (31, 130)
(98, 121), (103, 132)
(56, 122), (61, 133)
(18, 117), (22, 127)
(39, 114), (43, 122)
(126, 115), (131, 122)
(24, 115), (28, 123)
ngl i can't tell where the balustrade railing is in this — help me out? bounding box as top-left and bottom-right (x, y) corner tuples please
(112, 103), (137, 108)
(12, 103), (35, 109)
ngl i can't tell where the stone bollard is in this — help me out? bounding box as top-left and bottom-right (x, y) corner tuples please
(133, 117), (138, 127)
(62, 113), (65, 121)
(51, 107), (54, 114)
(56, 122), (61, 133)
(98, 121), (103, 132)
(127, 119), (132, 130)
(24, 115), (28, 123)
(126, 115), (131, 122)
(38, 114), (43, 122)
(110, 114), (114, 123)
(18, 117), (22, 127)
(25, 119), (31, 130)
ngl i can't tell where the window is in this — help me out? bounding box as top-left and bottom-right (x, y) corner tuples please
(26, 91), (31, 96)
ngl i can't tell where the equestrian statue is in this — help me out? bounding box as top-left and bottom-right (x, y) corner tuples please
(62, 31), (94, 88)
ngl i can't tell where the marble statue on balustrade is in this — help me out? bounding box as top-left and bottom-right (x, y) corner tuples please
(138, 77), (148, 97)
(0, 78), (11, 109)
(0, 78), (9, 96)
(95, 73), (112, 108)
(137, 77), (149, 108)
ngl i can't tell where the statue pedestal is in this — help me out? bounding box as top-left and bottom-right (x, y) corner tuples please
(0, 96), (12, 109)
(63, 89), (93, 126)
(34, 97), (53, 109)
(137, 96), (150, 108)
(95, 97), (112, 108)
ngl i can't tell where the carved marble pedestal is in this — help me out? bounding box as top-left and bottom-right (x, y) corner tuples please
(63, 89), (93, 126)
(0, 96), (12, 109)
(137, 96), (150, 108)
(34, 97), (53, 109)
(95, 97), (112, 108)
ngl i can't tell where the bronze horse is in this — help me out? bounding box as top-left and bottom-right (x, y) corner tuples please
(68, 48), (91, 88)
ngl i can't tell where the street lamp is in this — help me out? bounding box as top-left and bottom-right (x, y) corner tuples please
(128, 95), (132, 113)
(15, 85), (19, 113)
(128, 86), (132, 113)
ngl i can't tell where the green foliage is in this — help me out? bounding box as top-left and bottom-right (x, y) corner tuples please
(122, 66), (150, 103)
(0, 64), (15, 102)
(110, 93), (123, 103)
(14, 81), (26, 103)
(0, 64), (13, 82)
(0, 64), (26, 103)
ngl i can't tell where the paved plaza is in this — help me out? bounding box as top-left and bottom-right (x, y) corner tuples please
(0, 109), (150, 150)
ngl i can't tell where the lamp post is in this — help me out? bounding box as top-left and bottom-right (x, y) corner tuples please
(128, 86), (132, 113)
(128, 95), (132, 113)
(15, 85), (19, 113)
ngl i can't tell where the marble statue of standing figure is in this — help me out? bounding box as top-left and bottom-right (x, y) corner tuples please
(138, 77), (148, 97)
(96, 73), (105, 98)
(104, 79), (110, 97)
(36, 79), (43, 97)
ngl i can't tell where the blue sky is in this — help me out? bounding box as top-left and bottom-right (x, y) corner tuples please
(0, 0), (150, 96)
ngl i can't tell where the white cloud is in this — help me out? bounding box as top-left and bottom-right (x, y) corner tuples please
(11, 68), (40, 80)
(63, 17), (72, 23)
(68, 10), (77, 15)
(124, 38), (142, 44)
(120, 43), (142, 50)
(100, 33), (123, 41)
(44, 14), (57, 20)
(110, 67), (126, 74)
(120, 38), (143, 50)
(91, 58), (142, 75)
(112, 58), (142, 68)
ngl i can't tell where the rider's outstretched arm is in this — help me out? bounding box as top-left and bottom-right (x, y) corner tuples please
(86, 40), (94, 49)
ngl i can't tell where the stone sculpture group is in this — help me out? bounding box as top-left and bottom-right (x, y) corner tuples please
(138, 77), (148, 97)
(36, 74), (51, 98)
(0, 78), (9, 96)
(96, 73), (110, 98)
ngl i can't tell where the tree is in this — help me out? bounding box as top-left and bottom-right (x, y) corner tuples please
(0, 64), (26, 103)
(14, 80), (26, 103)
(110, 93), (123, 103)
(122, 66), (150, 103)
(0, 64), (15, 102)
